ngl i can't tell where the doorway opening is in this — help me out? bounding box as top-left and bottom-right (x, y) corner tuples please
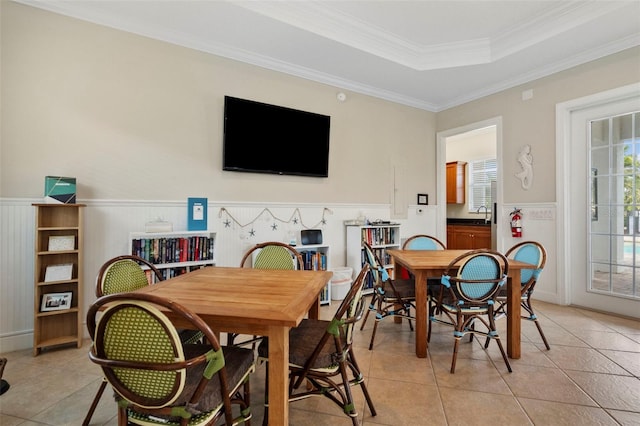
(436, 117), (502, 250)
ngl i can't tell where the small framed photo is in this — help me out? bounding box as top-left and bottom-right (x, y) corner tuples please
(417, 193), (428, 205)
(41, 292), (72, 312)
(48, 235), (75, 251)
(44, 263), (73, 282)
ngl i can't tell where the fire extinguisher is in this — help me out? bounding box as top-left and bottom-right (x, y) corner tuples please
(510, 208), (523, 238)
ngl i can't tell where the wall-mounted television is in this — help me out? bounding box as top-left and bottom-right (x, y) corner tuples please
(223, 96), (330, 178)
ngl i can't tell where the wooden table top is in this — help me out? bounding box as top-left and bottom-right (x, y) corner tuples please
(135, 266), (333, 330)
(387, 249), (534, 271)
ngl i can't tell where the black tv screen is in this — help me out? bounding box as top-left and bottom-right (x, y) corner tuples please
(223, 96), (330, 177)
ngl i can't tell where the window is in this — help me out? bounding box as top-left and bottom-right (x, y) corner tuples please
(469, 159), (497, 211)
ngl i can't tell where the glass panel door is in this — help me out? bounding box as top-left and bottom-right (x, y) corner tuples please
(589, 112), (640, 299)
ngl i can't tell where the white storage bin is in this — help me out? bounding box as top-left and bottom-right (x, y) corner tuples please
(331, 267), (353, 301)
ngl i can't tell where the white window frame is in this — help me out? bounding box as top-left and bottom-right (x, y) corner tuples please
(468, 158), (497, 211)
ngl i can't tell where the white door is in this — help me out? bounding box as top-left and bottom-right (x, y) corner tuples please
(564, 88), (640, 317)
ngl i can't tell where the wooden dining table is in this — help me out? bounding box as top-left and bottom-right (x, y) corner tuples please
(134, 266), (333, 426)
(387, 249), (535, 359)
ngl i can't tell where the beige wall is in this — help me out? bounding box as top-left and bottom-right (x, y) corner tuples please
(1, 2), (638, 209)
(436, 46), (640, 205)
(0, 2), (435, 214)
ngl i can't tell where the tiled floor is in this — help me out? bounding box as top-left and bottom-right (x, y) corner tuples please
(1, 301), (639, 425)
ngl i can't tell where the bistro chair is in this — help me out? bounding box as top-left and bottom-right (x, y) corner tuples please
(430, 249), (512, 373)
(359, 241), (416, 350)
(258, 264), (376, 426)
(83, 255), (202, 426)
(227, 242), (304, 348)
(87, 292), (255, 426)
(96, 255), (163, 297)
(402, 234), (446, 297)
(485, 241), (550, 350)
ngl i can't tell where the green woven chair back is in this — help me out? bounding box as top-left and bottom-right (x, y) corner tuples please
(102, 259), (150, 295)
(253, 245), (297, 269)
(98, 300), (185, 408)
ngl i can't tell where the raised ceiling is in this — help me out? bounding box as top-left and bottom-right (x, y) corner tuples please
(17, 0), (640, 111)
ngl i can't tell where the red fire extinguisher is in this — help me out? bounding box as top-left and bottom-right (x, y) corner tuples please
(510, 208), (522, 238)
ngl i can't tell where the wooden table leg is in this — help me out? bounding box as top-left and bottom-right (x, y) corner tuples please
(267, 326), (289, 425)
(414, 271), (428, 358)
(308, 295), (320, 320)
(506, 271), (522, 359)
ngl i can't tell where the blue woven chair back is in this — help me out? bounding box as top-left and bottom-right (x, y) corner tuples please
(512, 243), (542, 284)
(457, 254), (502, 300)
(404, 236), (444, 250)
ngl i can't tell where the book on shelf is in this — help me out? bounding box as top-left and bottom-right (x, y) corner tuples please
(132, 235), (215, 264)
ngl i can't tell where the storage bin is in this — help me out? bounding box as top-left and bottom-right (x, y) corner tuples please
(331, 267), (353, 300)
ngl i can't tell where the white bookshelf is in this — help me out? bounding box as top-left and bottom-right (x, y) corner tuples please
(129, 231), (216, 281)
(345, 224), (401, 293)
(296, 244), (331, 305)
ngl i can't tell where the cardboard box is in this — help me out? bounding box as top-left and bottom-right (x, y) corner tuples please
(44, 176), (76, 204)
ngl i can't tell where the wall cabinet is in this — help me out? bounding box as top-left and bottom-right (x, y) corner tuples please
(296, 244), (331, 305)
(446, 161), (466, 204)
(447, 224), (491, 249)
(346, 224), (401, 293)
(33, 203), (85, 356)
(129, 231), (216, 281)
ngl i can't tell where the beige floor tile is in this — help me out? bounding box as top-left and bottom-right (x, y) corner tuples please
(431, 355), (512, 395)
(599, 349), (640, 377)
(368, 349), (434, 384)
(524, 324), (590, 348)
(363, 376), (446, 426)
(518, 398), (619, 425)
(569, 329), (640, 352)
(501, 364), (598, 406)
(1, 302), (639, 425)
(565, 370), (640, 412)
(627, 333), (640, 345)
(0, 414), (24, 426)
(542, 345), (632, 375)
(607, 409), (640, 426)
(440, 388), (532, 426)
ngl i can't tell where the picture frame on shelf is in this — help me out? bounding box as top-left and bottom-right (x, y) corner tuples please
(48, 235), (75, 251)
(44, 263), (73, 282)
(40, 292), (72, 312)
(417, 193), (428, 205)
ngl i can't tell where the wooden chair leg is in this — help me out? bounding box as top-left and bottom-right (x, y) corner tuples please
(368, 317), (380, 350)
(451, 336), (461, 374)
(82, 379), (107, 426)
(262, 362), (269, 426)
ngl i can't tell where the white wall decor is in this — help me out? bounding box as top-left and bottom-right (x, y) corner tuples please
(515, 144), (533, 190)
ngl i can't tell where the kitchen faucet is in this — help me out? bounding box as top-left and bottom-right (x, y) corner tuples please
(476, 205), (489, 223)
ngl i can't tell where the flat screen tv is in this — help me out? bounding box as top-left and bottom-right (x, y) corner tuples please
(223, 96), (330, 177)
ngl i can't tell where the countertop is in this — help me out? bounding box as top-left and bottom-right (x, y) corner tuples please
(447, 218), (491, 226)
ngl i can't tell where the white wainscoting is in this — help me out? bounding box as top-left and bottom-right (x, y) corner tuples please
(501, 203), (559, 304)
(0, 198), (439, 352)
(1, 198), (558, 353)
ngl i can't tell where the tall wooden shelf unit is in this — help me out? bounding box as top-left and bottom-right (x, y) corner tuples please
(32, 203), (85, 356)
(345, 224), (401, 293)
(129, 231), (216, 282)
